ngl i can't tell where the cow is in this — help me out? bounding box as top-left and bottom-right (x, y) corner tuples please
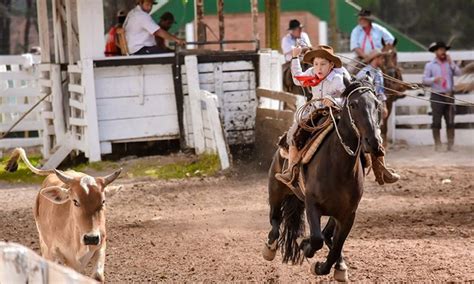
(5, 148), (122, 282)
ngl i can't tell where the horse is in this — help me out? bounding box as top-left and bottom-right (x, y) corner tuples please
(282, 60), (312, 100)
(262, 77), (383, 282)
(380, 39), (408, 146)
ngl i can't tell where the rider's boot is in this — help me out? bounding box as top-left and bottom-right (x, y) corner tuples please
(275, 145), (299, 188)
(371, 153), (400, 185)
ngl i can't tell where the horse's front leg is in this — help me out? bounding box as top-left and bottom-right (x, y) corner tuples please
(322, 217), (349, 281)
(313, 213), (355, 276)
(299, 198), (324, 258)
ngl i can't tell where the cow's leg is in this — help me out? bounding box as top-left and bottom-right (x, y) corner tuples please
(89, 245), (106, 282)
(313, 213), (355, 276)
(300, 198), (323, 258)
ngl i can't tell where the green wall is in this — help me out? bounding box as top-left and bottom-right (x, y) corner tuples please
(152, 0), (425, 51)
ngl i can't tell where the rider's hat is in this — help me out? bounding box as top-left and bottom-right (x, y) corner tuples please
(303, 45), (342, 68)
(356, 9), (376, 21)
(288, 19), (303, 30)
(428, 41), (451, 52)
(364, 48), (387, 63)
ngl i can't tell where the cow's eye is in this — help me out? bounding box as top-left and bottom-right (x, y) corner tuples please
(73, 199), (80, 207)
(102, 200), (106, 205)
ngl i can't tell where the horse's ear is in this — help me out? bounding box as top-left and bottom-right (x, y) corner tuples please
(343, 75), (351, 88)
(382, 38), (386, 47)
(393, 37), (398, 47)
(365, 71), (374, 84)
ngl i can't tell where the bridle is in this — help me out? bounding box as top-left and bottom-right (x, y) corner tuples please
(329, 86), (379, 156)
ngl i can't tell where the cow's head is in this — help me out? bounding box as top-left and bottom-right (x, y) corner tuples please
(40, 169), (122, 246)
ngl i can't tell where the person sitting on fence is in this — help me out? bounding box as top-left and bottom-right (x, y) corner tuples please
(422, 41), (462, 151)
(350, 9), (395, 63)
(356, 49), (388, 118)
(104, 9), (127, 56)
(154, 12), (177, 53)
(124, 0), (185, 55)
(275, 45), (347, 187)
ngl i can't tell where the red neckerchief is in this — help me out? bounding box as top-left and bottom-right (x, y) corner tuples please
(438, 59), (448, 88)
(294, 74), (327, 87)
(361, 25), (375, 50)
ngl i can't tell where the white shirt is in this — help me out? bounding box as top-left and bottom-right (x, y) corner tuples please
(281, 32), (312, 62)
(123, 5), (160, 54)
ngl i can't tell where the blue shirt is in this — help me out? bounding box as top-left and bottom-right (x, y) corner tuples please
(350, 23), (394, 54)
(422, 58), (462, 93)
(356, 65), (386, 101)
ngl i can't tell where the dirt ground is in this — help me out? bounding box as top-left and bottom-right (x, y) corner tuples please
(0, 145), (473, 282)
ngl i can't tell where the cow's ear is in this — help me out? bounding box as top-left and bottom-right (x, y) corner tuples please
(40, 186), (70, 204)
(105, 185), (123, 198)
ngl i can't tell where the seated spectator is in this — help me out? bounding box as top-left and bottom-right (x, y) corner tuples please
(105, 10), (127, 56)
(155, 12), (177, 53)
(124, 0), (185, 55)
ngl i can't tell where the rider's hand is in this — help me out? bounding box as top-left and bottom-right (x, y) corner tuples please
(434, 76), (444, 84)
(322, 98), (334, 107)
(292, 46), (303, 58)
(175, 38), (186, 46)
(446, 54), (452, 65)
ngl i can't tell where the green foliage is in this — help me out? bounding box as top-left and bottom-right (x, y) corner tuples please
(0, 155), (44, 184)
(127, 153), (220, 180)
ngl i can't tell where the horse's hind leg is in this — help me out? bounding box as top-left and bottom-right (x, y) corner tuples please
(300, 198), (324, 258)
(313, 213), (355, 277)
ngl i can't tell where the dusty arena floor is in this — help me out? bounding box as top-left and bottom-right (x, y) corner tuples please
(1, 146), (473, 282)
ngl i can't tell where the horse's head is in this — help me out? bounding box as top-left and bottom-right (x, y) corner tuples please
(341, 76), (383, 156)
(381, 38), (398, 68)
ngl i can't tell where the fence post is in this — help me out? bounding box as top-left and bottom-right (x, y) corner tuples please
(81, 59), (101, 161)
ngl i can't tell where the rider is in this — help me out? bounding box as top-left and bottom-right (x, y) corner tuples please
(281, 19), (312, 62)
(275, 45), (346, 187)
(350, 9), (395, 62)
(356, 49), (401, 185)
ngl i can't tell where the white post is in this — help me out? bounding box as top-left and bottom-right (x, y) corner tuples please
(185, 22), (195, 49)
(36, 0), (51, 62)
(388, 101), (396, 143)
(76, 0), (105, 59)
(318, 21), (328, 45)
(50, 64), (66, 143)
(185, 56), (205, 154)
(81, 59), (101, 161)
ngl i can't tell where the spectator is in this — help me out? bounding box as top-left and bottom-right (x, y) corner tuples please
(105, 10), (127, 56)
(155, 12), (177, 53)
(124, 0), (185, 55)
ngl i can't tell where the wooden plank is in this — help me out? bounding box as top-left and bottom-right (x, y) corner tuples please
(81, 59), (101, 161)
(76, 0), (105, 59)
(222, 61), (254, 71)
(94, 64), (172, 78)
(223, 81), (253, 91)
(0, 71), (35, 81)
(223, 101), (257, 113)
(96, 94), (178, 121)
(0, 56), (30, 65)
(69, 117), (87, 126)
(0, 121), (42, 132)
(68, 83), (84, 94)
(395, 129), (474, 146)
(396, 114), (474, 125)
(42, 111), (54, 119)
(100, 141), (112, 154)
(226, 130), (254, 145)
(256, 88), (299, 106)
(0, 87), (40, 98)
(0, 104), (37, 113)
(0, 137), (43, 149)
(50, 64), (66, 144)
(214, 62), (223, 96)
(185, 55), (205, 154)
(98, 115), (180, 141)
(39, 79), (52, 87)
(67, 64), (82, 74)
(69, 98), (85, 110)
(257, 108), (294, 121)
(223, 71), (251, 82)
(224, 90), (253, 103)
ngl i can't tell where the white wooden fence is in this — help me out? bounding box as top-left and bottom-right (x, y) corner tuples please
(0, 241), (95, 283)
(0, 55), (42, 154)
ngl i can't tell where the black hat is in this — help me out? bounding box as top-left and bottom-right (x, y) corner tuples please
(288, 19), (303, 30)
(428, 41), (451, 52)
(356, 9), (376, 21)
(160, 12), (177, 24)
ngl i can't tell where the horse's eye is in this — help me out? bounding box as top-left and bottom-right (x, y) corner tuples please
(73, 199), (80, 207)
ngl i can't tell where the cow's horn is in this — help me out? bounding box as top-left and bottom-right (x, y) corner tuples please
(103, 168), (122, 186)
(54, 169), (75, 185)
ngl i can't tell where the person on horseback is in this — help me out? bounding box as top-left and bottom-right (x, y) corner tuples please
(350, 9), (395, 62)
(356, 49), (401, 185)
(275, 45), (347, 187)
(281, 19), (312, 63)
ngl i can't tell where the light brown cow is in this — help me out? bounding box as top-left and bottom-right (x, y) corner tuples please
(5, 148), (122, 282)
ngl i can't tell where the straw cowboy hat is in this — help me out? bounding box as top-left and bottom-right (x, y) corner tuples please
(302, 45), (342, 68)
(364, 48), (387, 63)
(357, 9), (377, 21)
(428, 41), (451, 52)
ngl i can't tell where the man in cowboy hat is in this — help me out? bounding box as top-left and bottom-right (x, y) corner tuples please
(422, 41), (462, 151)
(350, 9), (395, 61)
(281, 19), (312, 62)
(356, 49), (388, 115)
(124, 0), (185, 55)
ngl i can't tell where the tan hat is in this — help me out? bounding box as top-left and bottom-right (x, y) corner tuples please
(364, 49), (387, 63)
(302, 45), (342, 68)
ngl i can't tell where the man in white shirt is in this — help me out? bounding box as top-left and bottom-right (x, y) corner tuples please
(124, 0), (185, 55)
(281, 19), (312, 62)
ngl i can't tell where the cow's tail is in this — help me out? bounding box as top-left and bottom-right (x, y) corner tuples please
(4, 148), (54, 176)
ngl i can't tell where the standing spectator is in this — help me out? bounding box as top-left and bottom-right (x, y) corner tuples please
(105, 10), (127, 56)
(422, 41), (462, 151)
(350, 9), (394, 61)
(124, 0), (185, 55)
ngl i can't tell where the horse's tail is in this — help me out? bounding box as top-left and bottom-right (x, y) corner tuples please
(279, 194), (305, 264)
(4, 148), (54, 176)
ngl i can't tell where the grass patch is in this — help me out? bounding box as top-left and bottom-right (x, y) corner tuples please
(73, 160), (120, 173)
(0, 155), (44, 184)
(127, 153), (220, 180)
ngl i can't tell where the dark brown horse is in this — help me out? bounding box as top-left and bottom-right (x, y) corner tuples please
(262, 78), (383, 281)
(380, 39), (408, 145)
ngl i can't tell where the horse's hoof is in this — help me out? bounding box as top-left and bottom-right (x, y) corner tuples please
(313, 261), (330, 275)
(262, 241), (277, 261)
(334, 268), (349, 282)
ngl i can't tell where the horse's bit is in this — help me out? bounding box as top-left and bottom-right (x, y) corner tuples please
(329, 86), (378, 157)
